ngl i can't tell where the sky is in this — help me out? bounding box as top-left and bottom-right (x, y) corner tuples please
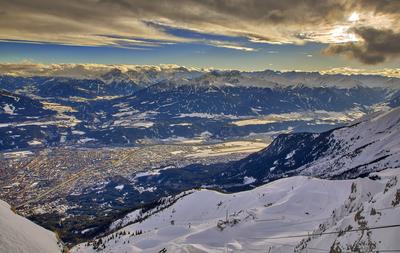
(0, 0), (399, 72)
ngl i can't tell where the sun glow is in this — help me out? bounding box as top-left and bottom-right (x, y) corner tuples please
(329, 26), (358, 43)
(348, 12), (360, 22)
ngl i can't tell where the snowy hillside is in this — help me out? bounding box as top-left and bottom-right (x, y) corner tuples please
(296, 169), (400, 253)
(71, 169), (400, 253)
(0, 199), (62, 253)
(299, 107), (400, 179)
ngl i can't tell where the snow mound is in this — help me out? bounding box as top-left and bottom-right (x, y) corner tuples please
(0, 199), (62, 253)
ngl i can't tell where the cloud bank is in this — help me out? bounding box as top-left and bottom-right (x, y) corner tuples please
(0, 63), (399, 79)
(324, 27), (400, 64)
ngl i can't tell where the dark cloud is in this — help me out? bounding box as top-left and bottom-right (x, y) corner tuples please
(323, 27), (400, 64)
(354, 0), (400, 15)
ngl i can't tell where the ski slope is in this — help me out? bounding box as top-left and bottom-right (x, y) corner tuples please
(72, 169), (400, 253)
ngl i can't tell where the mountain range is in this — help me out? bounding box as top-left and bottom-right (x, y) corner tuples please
(1, 68), (399, 151)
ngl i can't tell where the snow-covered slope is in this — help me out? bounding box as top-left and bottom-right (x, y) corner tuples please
(71, 169), (399, 253)
(71, 176), (352, 252)
(0, 199), (62, 253)
(296, 169), (400, 253)
(299, 107), (400, 179)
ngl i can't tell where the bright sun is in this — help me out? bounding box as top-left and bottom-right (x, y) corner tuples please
(326, 12), (361, 43)
(348, 12), (360, 22)
(329, 26), (358, 43)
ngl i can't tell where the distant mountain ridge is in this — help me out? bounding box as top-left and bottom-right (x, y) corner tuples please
(2, 64), (400, 90)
